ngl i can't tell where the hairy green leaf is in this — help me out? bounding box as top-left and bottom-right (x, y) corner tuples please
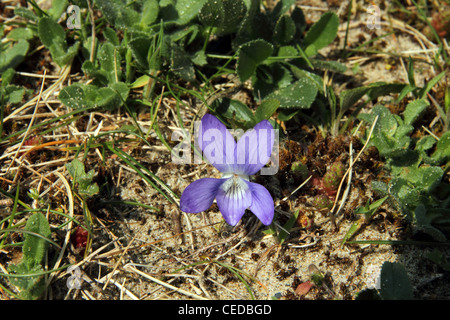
(237, 39), (273, 82)
(302, 12), (339, 57)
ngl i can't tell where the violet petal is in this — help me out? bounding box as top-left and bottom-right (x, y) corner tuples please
(198, 114), (236, 173)
(235, 120), (274, 175)
(245, 180), (274, 225)
(180, 178), (225, 213)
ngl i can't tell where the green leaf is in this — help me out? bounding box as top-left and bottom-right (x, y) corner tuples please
(340, 82), (406, 114)
(265, 78), (318, 109)
(37, 17), (79, 66)
(0, 39), (29, 73)
(48, 0), (68, 21)
(171, 44), (195, 81)
(309, 59), (347, 73)
(128, 37), (152, 70)
(22, 212), (51, 265)
(173, 0), (208, 25)
(255, 99), (280, 122)
(141, 0), (159, 26)
(66, 158), (99, 197)
(414, 204), (447, 242)
(59, 84), (88, 109)
(237, 39), (274, 82)
(213, 98), (255, 128)
(379, 262), (413, 300)
(6, 28), (34, 41)
(431, 131), (450, 163)
(278, 209), (300, 245)
(418, 71), (445, 99)
(253, 63), (293, 99)
(199, 0), (246, 35)
(98, 42), (122, 83)
(302, 12), (339, 57)
(95, 0), (140, 28)
(59, 83), (90, 109)
(403, 99), (429, 125)
(272, 14), (296, 46)
(14, 7), (38, 22)
(7, 262), (46, 300)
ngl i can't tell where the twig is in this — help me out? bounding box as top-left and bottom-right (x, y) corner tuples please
(329, 116), (379, 225)
(124, 264), (208, 300)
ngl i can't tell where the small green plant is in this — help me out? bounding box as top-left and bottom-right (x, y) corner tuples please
(7, 212), (52, 300)
(359, 101), (450, 241)
(65, 158), (99, 197)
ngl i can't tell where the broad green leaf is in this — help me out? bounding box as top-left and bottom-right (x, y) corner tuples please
(253, 63), (293, 99)
(22, 212), (51, 265)
(98, 42), (122, 83)
(431, 131), (450, 162)
(7, 262), (46, 300)
(379, 262), (414, 300)
(403, 99), (429, 125)
(171, 44), (195, 81)
(255, 99), (280, 122)
(59, 84), (90, 109)
(128, 37), (152, 70)
(6, 28), (34, 41)
(233, 0), (272, 49)
(289, 66), (324, 93)
(174, 0), (207, 25)
(272, 14), (296, 46)
(237, 39), (274, 82)
(95, 0), (140, 28)
(213, 98), (254, 127)
(302, 12), (339, 57)
(141, 0), (159, 26)
(14, 7), (38, 22)
(199, 0), (246, 35)
(265, 78), (318, 109)
(0, 39), (29, 73)
(48, 0), (68, 21)
(38, 17), (79, 66)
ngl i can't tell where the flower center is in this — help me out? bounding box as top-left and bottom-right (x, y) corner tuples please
(220, 174), (249, 199)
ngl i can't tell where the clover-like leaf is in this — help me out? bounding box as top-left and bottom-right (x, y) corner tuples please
(199, 0), (246, 35)
(264, 77), (318, 109)
(379, 262), (414, 300)
(237, 39), (274, 82)
(272, 14), (296, 46)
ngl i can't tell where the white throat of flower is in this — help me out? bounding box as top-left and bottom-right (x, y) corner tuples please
(220, 173), (249, 199)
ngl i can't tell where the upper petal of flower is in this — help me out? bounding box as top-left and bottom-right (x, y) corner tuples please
(180, 178), (225, 213)
(235, 120), (274, 175)
(198, 114), (236, 173)
(216, 176), (252, 226)
(244, 180), (274, 225)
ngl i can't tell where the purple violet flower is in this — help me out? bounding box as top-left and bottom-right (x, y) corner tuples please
(180, 114), (275, 226)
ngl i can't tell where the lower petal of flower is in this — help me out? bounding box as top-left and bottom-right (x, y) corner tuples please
(216, 175), (252, 226)
(244, 181), (274, 225)
(180, 178), (225, 213)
